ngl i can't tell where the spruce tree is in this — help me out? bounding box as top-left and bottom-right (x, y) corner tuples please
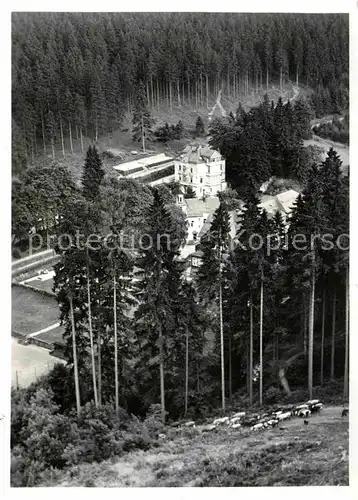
(195, 116), (205, 136)
(197, 201), (230, 411)
(132, 81), (155, 152)
(81, 145), (105, 201)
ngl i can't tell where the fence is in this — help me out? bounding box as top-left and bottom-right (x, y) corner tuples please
(12, 357), (63, 390)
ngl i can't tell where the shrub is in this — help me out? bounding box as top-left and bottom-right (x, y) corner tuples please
(143, 403), (165, 437)
(264, 386), (282, 405)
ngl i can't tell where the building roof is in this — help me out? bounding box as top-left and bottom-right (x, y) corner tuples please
(259, 190), (300, 218)
(179, 145), (219, 165)
(276, 189), (300, 214)
(113, 153), (173, 174)
(259, 195), (281, 217)
(198, 212), (214, 238)
(184, 196), (220, 217)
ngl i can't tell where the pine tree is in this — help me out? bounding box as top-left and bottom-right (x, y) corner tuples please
(132, 81), (155, 152)
(195, 116), (205, 136)
(81, 145), (105, 201)
(134, 189), (184, 423)
(197, 201), (230, 411)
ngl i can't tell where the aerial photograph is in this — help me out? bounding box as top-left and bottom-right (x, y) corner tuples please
(11, 11), (349, 487)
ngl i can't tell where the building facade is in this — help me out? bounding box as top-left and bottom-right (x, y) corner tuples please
(174, 145), (226, 198)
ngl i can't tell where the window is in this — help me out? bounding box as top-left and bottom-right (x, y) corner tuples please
(220, 164), (222, 171)
(190, 177), (193, 183)
(178, 195), (183, 203)
(207, 165), (210, 174)
(200, 177), (203, 183)
(190, 167), (193, 173)
(190, 220), (194, 227)
(193, 232), (197, 241)
(178, 165), (181, 171)
(179, 174), (182, 181)
(203, 219), (206, 223)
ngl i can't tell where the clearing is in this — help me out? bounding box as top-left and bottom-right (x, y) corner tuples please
(51, 406), (348, 487)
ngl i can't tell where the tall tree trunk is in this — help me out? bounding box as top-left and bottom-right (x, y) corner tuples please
(151, 76), (155, 109)
(95, 114), (98, 142)
(330, 288), (337, 380)
(206, 74), (209, 109)
(97, 329), (102, 405)
(184, 328), (189, 417)
(51, 138), (55, 160)
(75, 124), (79, 140)
(80, 126), (84, 153)
(278, 367), (291, 395)
(59, 116), (65, 158)
(320, 288), (326, 385)
(296, 66), (299, 87)
(200, 73), (203, 106)
(156, 79), (160, 111)
(303, 294), (308, 355)
(158, 319), (166, 423)
(249, 295), (253, 406)
(69, 122), (74, 154)
(280, 66), (283, 93)
(41, 111), (46, 155)
(343, 266), (349, 399)
(33, 127), (38, 156)
(87, 260), (98, 406)
(141, 116), (145, 153)
(228, 331), (232, 400)
(308, 259), (316, 400)
(219, 280), (225, 411)
(266, 66), (269, 91)
(69, 295), (81, 416)
(177, 79), (181, 107)
(259, 270), (264, 406)
(169, 80), (173, 111)
(113, 271), (119, 416)
(246, 343), (250, 395)
(146, 81), (150, 107)
(219, 238), (225, 412)
(195, 79), (198, 110)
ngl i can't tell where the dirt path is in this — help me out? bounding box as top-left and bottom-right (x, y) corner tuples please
(208, 89), (227, 122)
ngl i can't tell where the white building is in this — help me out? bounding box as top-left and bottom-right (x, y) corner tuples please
(113, 153), (175, 186)
(176, 194), (221, 258)
(174, 145), (227, 198)
(259, 189), (300, 224)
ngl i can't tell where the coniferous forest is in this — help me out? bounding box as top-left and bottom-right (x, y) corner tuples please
(12, 12), (349, 175)
(11, 12), (349, 488)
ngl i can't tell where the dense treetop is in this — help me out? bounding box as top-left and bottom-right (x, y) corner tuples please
(12, 12), (348, 174)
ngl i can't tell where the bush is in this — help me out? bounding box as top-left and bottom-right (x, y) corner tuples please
(143, 403), (165, 437)
(11, 387), (156, 486)
(264, 386), (282, 405)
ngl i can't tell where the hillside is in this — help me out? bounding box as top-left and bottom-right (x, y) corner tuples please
(24, 81), (310, 183)
(41, 406), (348, 487)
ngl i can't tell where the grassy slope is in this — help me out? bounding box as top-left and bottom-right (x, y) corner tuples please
(34, 82), (309, 183)
(48, 406), (348, 487)
(11, 285), (60, 334)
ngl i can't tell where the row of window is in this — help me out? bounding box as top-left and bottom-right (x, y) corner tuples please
(177, 164), (223, 173)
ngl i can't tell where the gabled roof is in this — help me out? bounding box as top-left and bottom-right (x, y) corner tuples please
(198, 212), (214, 238)
(259, 195), (281, 217)
(276, 189), (300, 214)
(185, 196), (220, 217)
(179, 144), (220, 164)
